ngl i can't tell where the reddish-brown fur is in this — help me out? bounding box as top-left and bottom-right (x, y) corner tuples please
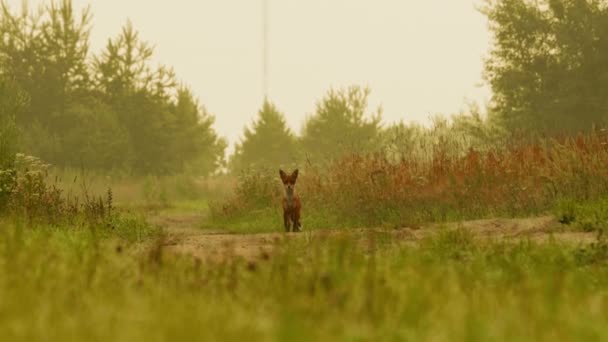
(279, 169), (301, 232)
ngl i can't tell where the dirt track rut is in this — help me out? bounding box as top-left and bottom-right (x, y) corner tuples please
(147, 213), (599, 262)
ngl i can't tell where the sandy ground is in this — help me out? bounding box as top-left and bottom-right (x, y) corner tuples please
(147, 213), (599, 262)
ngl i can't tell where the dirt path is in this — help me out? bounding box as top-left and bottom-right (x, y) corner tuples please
(147, 213), (600, 262)
(148, 213), (282, 261)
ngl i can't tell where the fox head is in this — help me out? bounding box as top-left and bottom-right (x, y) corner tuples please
(279, 169), (299, 197)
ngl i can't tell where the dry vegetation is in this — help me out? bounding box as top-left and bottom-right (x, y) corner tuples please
(3, 221), (608, 341)
(3, 0), (608, 340)
(2, 132), (608, 341)
(213, 129), (608, 232)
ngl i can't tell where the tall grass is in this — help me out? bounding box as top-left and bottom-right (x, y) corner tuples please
(2, 223), (608, 341)
(213, 129), (608, 230)
(51, 168), (234, 212)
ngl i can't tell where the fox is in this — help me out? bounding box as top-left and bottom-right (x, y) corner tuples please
(279, 169), (302, 232)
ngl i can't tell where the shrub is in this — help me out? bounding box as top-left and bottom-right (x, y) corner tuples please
(215, 129), (608, 230)
(0, 153), (117, 227)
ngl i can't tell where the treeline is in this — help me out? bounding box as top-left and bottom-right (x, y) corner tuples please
(230, 0), (608, 173)
(0, 0), (225, 175)
(229, 86), (384, 172)
(3, 0), (608, 176)
(482, 0), (608, 133)
(229, 85), (505, 173)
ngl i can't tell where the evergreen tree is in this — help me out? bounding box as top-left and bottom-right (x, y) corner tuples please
(0, 1), (226, 175)
(93, 21), (175, 100)
(170, 88), (227, 175)
(0, 76), (26, 169)
(301, 85), (382, 162)
(230, 101), (298, 172)
(0, 0), (91, 121)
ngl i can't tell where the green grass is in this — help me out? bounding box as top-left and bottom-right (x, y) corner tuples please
(554, 197), (608, 233)
(206, 204), (355, 233)
(205, 207), (284, 233)
(1, 217), (608, 341)
(210, 193), (608, 235)
(150, 199), (210, 218)
(51, 169), (231, 214)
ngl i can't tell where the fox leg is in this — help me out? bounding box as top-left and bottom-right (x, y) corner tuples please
(283, 211), (291, 232)
(292, 211), (301, 232)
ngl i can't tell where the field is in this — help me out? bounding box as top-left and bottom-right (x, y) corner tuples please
(2, 132), (608, 341)
(3, 0), (608, 339)
(2, 210), (608, 341)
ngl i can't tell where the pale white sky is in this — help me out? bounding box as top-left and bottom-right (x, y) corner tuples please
(7, 0), (491, 152)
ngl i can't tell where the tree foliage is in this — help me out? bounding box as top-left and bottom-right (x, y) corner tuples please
(230, 101), (298, 172)
(0, 0), (225, 175)
(301, 86), (382, 162)
(381, 105), (506, 164)
(482, 0), (608, 134)
(0, 76), (26, 169)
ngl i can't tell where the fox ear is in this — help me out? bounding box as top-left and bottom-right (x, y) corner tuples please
(292, 169), (299, 179)
(279, 169), (287, 180)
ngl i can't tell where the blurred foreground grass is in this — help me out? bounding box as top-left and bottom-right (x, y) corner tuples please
(1, 218), (608, 341)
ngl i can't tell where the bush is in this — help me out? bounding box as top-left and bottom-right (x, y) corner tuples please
(215, 129), (608, 231)
(555, 197), (608, 233)
(0, 153), (119, 228)
(211, 167), (281, 218)
(0, 77), (26, 208)
(6, 154), (62, 220)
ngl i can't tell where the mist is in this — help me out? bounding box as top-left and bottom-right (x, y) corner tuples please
(3, 1), (608, 340)
(4, 0), (491, 152)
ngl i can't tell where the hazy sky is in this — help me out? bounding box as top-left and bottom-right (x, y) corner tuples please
(7, 0), (491, 151)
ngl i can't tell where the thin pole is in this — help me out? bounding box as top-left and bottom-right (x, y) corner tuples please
(262, 0), (269, 100)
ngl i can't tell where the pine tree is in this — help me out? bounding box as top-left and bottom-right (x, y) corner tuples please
(230, 101), (298, 173)
(0, 1), (226, 174)
(170, 88), (226, 175)
(301, 85), (382, 162)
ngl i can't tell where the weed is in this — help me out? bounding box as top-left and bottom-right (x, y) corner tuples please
(2, 224), (606, 341)
(555, 197), (608, 233)
(215, 129), (608, 232)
